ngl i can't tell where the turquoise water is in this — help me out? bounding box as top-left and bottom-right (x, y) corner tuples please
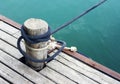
(0, 0), (120, 73)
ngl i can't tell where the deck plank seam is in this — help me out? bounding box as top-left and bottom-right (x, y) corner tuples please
(48, 51), (100, 83)
(0, 19), (119, 83)
(58, 53), (104, 78)
(58, 51), (120, 82)
(56, 52), (118, 83)
(0, 50), (36, 83)
(0, 47), (77, 84)
(62, 50), (120, 81)
(0, 16), (21, 30)
(47, 64), (79, 84)
(0, 39), (75, 84)
(0, 30), (25, 56)
(12, 31), (21, 38)
(0, 28), (17, 39)
(39, 72), (57, 84)
(0, 37), (17, 49)
(39, 67), (76, 84)
(54, 58), (100, 84)
(0, 71), (12, 84)
(0, 48), (20, 60)
(0, 26), (20, 39)
(53, 50), (95, 72)
(0, 29), (75, 84)
(0, 29), (19, 47)
(50, 51), (101, 83)
(1, 25), (95, 83)
(0, 60), (35, 84)
(0, 50), (55, 84)
(58, 53), (89, 71)
(0, 29), (21, 48)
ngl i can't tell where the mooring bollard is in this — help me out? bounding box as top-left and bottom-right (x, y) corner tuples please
(23, 18), (49, 70)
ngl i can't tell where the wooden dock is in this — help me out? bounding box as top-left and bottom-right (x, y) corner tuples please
(0, 15), (120, 84)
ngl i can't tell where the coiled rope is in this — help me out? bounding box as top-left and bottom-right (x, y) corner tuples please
(17, 0), (107, 63)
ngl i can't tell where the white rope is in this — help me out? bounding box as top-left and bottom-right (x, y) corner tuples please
(25, 43), (48, 52)
(24, 36), (77, 52)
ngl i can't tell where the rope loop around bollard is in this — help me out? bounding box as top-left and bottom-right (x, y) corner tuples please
(17, 35), (66, 63)
(21, 25), (51, 44)
(17, 25), (66, 63)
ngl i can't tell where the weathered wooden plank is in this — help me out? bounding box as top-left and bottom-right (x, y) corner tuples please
(62, 49), (120, 81)
(0, 50), (55, 84)
(50, 50), (120, 84)
(0, 30), (17, 47)
(40, 67), (76, 84)
(0, 39), (22, 59)
(56, 51), (120, 84)
(47, 60), (98, 84)
(0, 21), (19, 35)
(12, 30), (21, 38)
(0, 17), (119, 83)
(0, 30), (25, 51)
(0, 15), (21, 29)
(0, 20), (21, 38)
(0, 77), (10, 84)
(0, 62), (33, 84)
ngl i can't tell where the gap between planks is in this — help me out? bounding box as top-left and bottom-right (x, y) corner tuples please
(46, 60), (98, 84)
(0, 62), (33, 84)
(0, 77), (10, 84)
(40, 67), (76, 84)
(49, 50), (120, 84)
(0, 18), (119, 84)
(0, 50), (55, 84)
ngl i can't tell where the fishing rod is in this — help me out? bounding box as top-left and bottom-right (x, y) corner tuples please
(51, 0), (107, 34)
